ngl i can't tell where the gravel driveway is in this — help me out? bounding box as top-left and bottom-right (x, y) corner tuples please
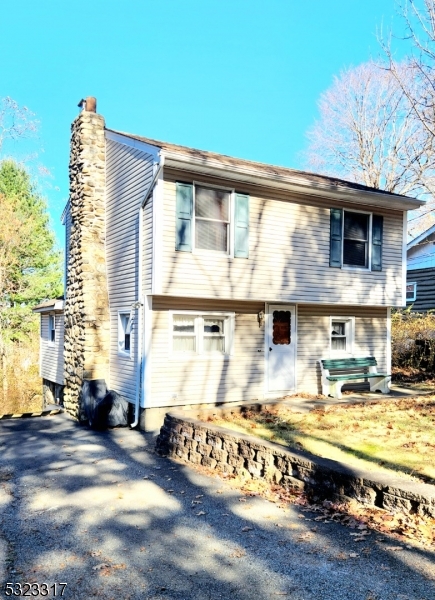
(0, 412), (434, 600)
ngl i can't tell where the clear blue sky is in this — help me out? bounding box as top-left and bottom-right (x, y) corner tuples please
(1, 0), (405, 245)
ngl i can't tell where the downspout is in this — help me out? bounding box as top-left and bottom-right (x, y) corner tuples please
(131, 154), (165, 428)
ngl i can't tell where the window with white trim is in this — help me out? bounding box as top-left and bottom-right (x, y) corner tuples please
(406, 282), (417, 302)
(171, 312), (234, 355)
(330, 317), (355, 355)
(175, 182), (249, 258)
(330, 208), (383, 271)
(195, 185), (231, 253)
(118, 312), (132, 356)
(49, 314), (56, 343)
(343, 211), (370, 268)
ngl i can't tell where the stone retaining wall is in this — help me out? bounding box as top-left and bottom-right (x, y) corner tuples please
(156, 411), (435, 517)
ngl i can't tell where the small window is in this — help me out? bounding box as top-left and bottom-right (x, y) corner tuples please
(343, 211), (369, 268)
(330, 317), (354, 355)
(49, 315), (56, 343)
(171, 312), (234, 356)
(406, 282), (417, 302)
(119, 312), (133, 355)
(330, 209), (383, 271)
(195, 185), (231, 253)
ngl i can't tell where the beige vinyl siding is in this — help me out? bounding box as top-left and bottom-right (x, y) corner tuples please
(40, 313), (64, 384)
(160, 173), (403, 306)
(150, 297), (265, 408)
(105, 138), (155, 400)
(297, 305), (388, 394)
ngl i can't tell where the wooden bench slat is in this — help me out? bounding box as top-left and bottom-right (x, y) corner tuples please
(327, 373), (390, 381)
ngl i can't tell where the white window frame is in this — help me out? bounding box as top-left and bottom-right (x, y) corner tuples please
(169, 310), (235, 358)
(192, 181), (235, 257)
(48, 314), (56, 345)
(406, 282), (417, 302)
(330, 316), (355, 356)
(118, 310), (133, 357)
(342, 209), (372, 271)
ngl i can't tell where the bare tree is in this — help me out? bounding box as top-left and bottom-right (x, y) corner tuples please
(0, 97), (38, 154)
(382, 1), (435, 139)
(304, 61), (435, 199)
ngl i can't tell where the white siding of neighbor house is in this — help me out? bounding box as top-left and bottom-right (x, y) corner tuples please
(150, 297), (265, 408)
(40, 313), (65, 385)
(105, 137), (156, 400)
(158, 171), (404, 307)
(148, 298), (388, 407)
(408, 232), (435, 270)
(297, 305), (388, 394)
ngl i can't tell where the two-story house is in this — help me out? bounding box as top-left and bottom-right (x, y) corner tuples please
(35, 98), (423, 430)
(406, 208), (435, 311)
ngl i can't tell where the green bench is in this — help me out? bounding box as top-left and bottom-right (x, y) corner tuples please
(319, 357), (391, 400)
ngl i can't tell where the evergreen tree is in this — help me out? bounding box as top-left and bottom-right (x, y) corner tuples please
(0, 160), (62, 342)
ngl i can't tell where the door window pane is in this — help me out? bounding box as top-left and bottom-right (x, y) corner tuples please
(272, 311), (291, 345)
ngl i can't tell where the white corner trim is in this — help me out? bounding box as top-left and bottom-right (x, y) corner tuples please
(151, 168), (164, 295)
(386, 307), (392, 375)
(142, 295), (153, 409)
(402, 212), (407, 307)
(105, 130), (160, 160)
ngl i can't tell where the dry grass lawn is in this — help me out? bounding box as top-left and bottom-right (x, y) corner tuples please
(210, 396), (435, 485)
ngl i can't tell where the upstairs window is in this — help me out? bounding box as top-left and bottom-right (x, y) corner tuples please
(406, 282), (417, 302)
(175, 182), (249, 258)
(195, 186), (230, 253)
(343, 211), (369, 268)
(330, 208), (383, 271)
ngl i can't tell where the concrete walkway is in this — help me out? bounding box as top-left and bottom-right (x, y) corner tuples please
(276, 384), (433, 413)
(1, 411), (434, 600)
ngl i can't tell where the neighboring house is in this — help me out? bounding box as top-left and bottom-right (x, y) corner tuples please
(35, 97), (423, 430)
(32, 297), (65, 404)
(407, 219), (435, 311)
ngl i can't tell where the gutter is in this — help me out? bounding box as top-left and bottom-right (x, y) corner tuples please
(163, 153), (424, 212)
(130, 155), (165, 429)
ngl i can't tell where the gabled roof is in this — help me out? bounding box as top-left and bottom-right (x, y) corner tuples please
(407, 201), (435, 245)
(107, 128), (424, 212)
(408, 222), (435, 249)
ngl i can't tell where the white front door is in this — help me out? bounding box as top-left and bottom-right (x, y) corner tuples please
(267, 304), (296, 393)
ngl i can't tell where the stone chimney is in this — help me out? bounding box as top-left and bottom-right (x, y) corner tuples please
(63, 97), (111, 419)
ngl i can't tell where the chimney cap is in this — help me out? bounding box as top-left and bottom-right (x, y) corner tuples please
(77, 97), (97, 113)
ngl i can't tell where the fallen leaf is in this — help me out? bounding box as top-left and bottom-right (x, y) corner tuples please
(93, 563), (110, 571)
